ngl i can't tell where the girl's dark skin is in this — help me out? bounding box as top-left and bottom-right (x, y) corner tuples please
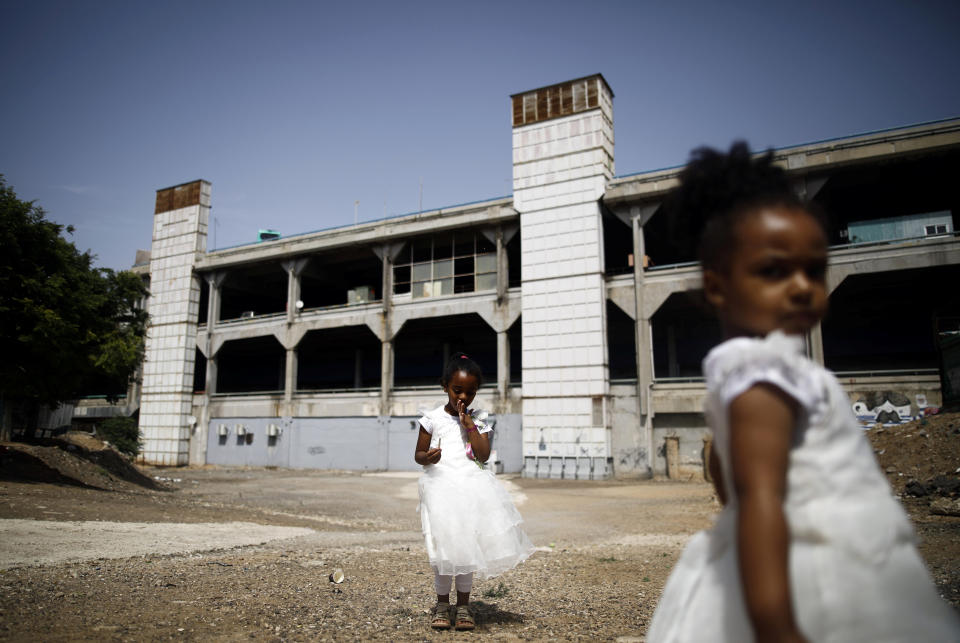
(702, 206), (826, 643)
(413, 368), (491, 610)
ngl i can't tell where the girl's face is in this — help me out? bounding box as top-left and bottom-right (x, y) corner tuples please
(443, 369), (479, 414)
(704, 206), (828, 338)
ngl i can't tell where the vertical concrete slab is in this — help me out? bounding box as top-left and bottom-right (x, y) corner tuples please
(511, 76), (615, 478)
(139, 180), (210, 466)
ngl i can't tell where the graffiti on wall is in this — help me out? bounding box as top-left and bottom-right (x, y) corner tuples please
(851, 391), (922, 426)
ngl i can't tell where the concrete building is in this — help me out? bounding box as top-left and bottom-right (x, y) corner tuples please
(86, 74), (959, 477)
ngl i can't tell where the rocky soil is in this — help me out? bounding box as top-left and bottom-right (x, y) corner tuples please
(0, 415), (956, 642)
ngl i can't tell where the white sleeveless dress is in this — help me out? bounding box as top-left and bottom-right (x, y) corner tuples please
(417, 405), (534, 578)
(647, 332), (960, 642)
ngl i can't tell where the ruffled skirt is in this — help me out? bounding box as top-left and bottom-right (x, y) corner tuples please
(418, 463), (534, 578)
(646, 504), (960, 642)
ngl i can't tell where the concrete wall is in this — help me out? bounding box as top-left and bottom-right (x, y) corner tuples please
(651, 413), (711, 480)
(610, 384), (646, 478)
(205, 413), (523, 472)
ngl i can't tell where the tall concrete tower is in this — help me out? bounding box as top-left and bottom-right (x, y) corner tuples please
(512, 75), (615, 478)
(138, 180), (210, 465)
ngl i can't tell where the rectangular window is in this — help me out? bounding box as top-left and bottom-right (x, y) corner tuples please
(925, 224), (948, 235)
(476, 253), (496, 274)
(394, 230), (499, 298)
(476, 272), (497, 291)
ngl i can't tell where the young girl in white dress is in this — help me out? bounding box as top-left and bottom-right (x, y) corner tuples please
(414, 352), (534, 631)
(646, 143), (960, 642)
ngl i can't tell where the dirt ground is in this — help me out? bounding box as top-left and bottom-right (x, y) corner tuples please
(0, 416), (958, 642)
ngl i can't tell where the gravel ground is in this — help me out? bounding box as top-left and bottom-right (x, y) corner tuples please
(0, 469), (714, 641)
(1, 422), (958, 642)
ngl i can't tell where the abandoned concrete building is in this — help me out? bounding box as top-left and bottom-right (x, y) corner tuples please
(77, 74), (960, 478)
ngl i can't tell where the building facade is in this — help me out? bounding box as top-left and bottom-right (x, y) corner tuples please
(118, 74), (959, 477)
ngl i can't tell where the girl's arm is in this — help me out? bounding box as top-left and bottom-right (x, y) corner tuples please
(729, 382), (808, 643)
(414, 426), (442, 465)
(708, 446), (727, 505)
(455, 400), (491, 463)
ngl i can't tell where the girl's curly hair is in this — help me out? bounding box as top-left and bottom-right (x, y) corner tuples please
(670, 141), (822, 271)
(440, 351), (483, 387)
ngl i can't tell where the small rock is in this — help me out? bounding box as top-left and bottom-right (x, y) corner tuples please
(885, 466), (897, 474)
(930, 498), (960, 517)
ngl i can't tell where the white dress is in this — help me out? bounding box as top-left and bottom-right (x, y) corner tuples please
(418, 405), (535, 578)
(647, 332), (960, 643)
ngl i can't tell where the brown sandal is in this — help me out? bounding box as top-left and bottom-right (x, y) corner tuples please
(431, 602), (451, 629)
(454, 604), (475, 631)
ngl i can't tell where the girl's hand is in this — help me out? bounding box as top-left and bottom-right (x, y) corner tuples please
(456, 400), (476, 431)
(414, 425), (442, 465)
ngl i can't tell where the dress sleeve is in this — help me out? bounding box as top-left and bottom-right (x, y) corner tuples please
(419, 411), (434, 434)
(704, 332), (821, 412)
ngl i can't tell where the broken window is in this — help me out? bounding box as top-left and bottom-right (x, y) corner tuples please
(393, 230), (496, 299)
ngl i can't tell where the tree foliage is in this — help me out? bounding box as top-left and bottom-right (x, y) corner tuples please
(0, 176), (148, 414)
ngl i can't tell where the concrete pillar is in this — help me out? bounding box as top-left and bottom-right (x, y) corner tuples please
(206, 272), (225, 328)
(139, 180), (210, 466)
(284, 347), (297, 402)
(513, 75), (614, 478)
(633, 216), (655, 475)
(374, 242), (404, 416)
(205, 351), (218, 396)
(496, 226), (507, 303)
(192, 271), (225, 466)
(380, 339), (394, 414)
(809, 322), (825, 365)
(497, 329), (510, 400)
(281, 259), (308, 325)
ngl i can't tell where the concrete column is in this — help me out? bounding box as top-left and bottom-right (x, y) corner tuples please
(633, 215), (655, 475)
(497, 329), (510, 400)
(809, 322), (825, 365)
(205, 272), (224, 329)
(284, 348), (297, 402)
(139, 180), (210, 466)
(281, 259), (308, 325)
(380, 339), (393, 414)
(496, 226), (507, 303)
(205, 352), (218, 396)
(513, 75), (615, 479)
(373, 242), (404, 416)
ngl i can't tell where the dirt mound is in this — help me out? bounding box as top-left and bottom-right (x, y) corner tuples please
(0, 434), (168, 492)
(867, 411), (960, 499)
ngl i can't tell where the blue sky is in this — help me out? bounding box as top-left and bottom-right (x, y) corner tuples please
(2, 0), (958, 270)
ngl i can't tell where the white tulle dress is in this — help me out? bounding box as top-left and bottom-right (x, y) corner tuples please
(647, 331), (960, 642)
(417, 405), (535, 578)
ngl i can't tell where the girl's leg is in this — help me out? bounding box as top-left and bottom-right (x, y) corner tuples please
(433, 568), (452, 603)
(453, 573), (476, 630)
(454, 572), (473, 606)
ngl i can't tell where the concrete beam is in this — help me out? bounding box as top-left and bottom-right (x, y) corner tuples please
(604, 118), (960, 207)
(195, 198), (518, 272)
(390, 290), (521, 338)
(606, 277), (635, 320)
(827, 236), (960, 294)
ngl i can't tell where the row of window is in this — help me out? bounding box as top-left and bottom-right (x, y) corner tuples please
(393, 232), (497, 298)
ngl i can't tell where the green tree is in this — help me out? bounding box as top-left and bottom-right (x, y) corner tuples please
(0, 176), (148, 440)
